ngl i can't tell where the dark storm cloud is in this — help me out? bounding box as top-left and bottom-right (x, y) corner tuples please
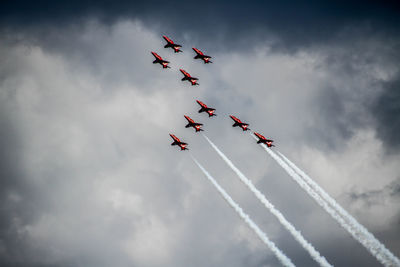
(303, 31), (400, 151)
(1, 0), (400, 50)
(348, 179), (400, 207)
(373, 77), (400, 151)
(0, 107), (50, 266)
(0, 107), (30, 265)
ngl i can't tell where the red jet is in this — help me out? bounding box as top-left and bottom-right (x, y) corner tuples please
(193, 48), (212, 63)
(180, 69), (199, 85)
(254, 132), (274, 147)
(184, 115), (203, 132)
(196, 100), (216, 117)
(230, 115), (250, 131)
(169, 134), (188, 150)
(163, 35), (182, 53)
(151, 52), (170, 68)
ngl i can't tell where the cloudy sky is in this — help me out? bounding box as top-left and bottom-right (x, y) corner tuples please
(1, 1), (399, 266)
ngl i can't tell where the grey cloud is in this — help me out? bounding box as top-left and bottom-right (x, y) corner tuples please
(0, 29), (289, 267)
(0, 19), (399, 267)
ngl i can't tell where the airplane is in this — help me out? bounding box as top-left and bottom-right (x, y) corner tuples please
(184, 115), (203, 132)
(254, 132), (274, 147)
(163, 35), (182, 53)
(169, 134), (188, 150)
(196, 100), (216, 117)
(193, 48), (212, 63)
(180, 69), (199, 85)
(230, 115), (250, 131)
(151, 52), (170, 68)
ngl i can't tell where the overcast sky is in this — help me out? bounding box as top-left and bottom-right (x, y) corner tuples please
(0, 1), (399, 266)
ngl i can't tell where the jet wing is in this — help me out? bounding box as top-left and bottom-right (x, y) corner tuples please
(193, 48), (203, 55)
(170, 134), (179, 142)
(184, 115), (194, 123)
(151, 52), (161, 60)
(230, 116), (241, 123)
(196, 100), (205, 107)
(180, 69), (189, 77)
(163, 35), (173, 44)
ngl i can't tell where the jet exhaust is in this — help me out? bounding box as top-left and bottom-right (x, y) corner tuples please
(191, 155), (295, 267)
(276, 151), (400, 267)
(203, 134), (332, 267)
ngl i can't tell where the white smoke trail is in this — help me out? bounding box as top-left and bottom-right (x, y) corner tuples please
(191, 156), (295, 267)
(277, 151), (400, 267)
(203, 135), (332, 267)
(251, 131), (398, 266)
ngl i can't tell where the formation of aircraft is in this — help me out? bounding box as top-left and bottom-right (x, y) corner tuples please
(230, 115), (250, 131)
(254, 132), (274, 147)
(170, 134), (188, 150)
(196, 100), (216, 117)
(180, 69), (199, 86)
(153, 36), (213, 86)
(159, 36), (275, 151)
(193, 48), (212, 63)
(151, 52), (170, 68)
(184, 115), (204, 132)
(163, 35), (182, 53)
